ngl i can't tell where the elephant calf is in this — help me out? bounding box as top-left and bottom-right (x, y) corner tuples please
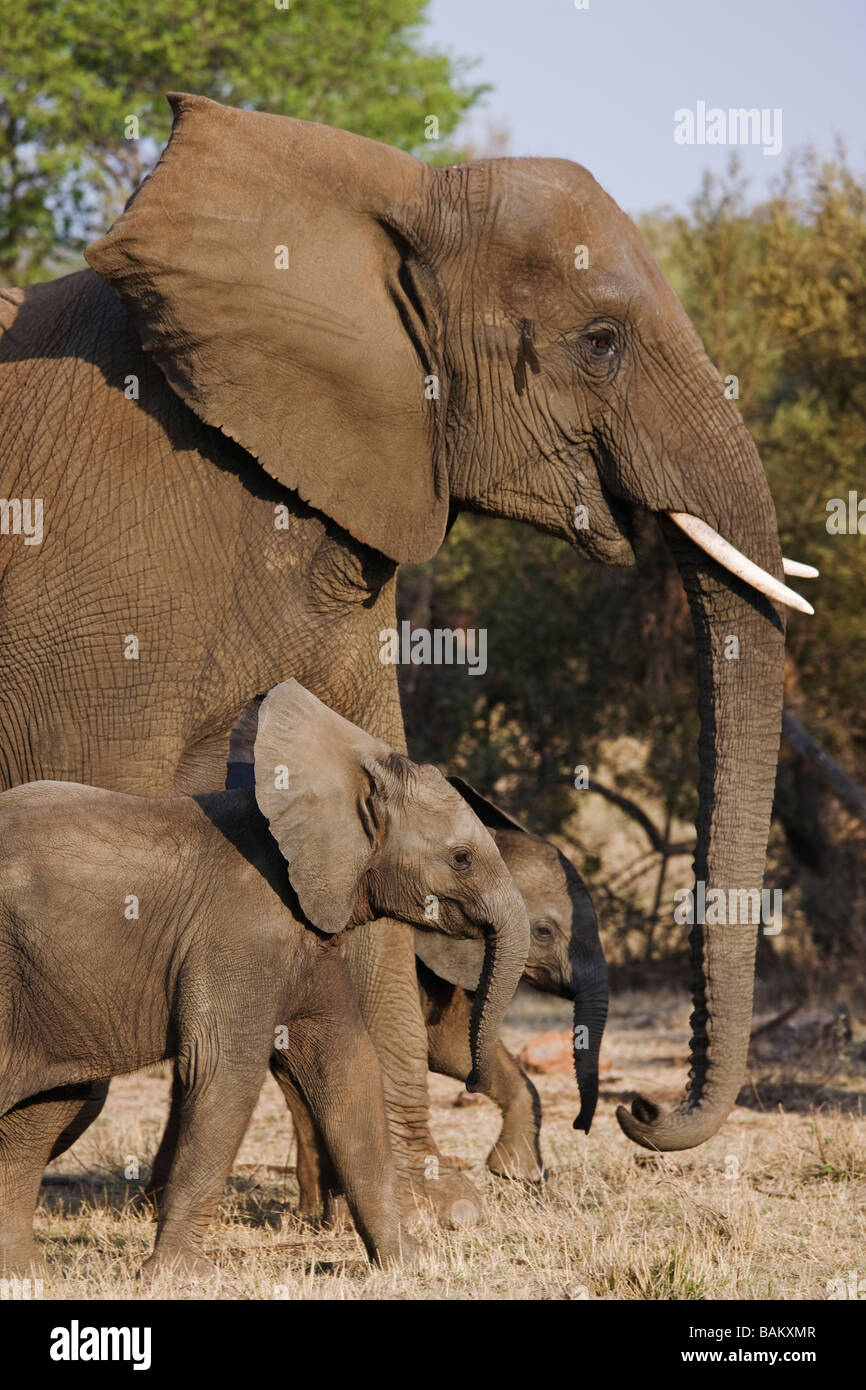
(285, 778), (607, 1220)
(0, 681), (530, 1278)
(416, 779), (608, 1179)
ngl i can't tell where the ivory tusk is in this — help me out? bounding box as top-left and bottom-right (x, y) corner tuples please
(667, 513), (814, 616)
(782, 558), (819, 579)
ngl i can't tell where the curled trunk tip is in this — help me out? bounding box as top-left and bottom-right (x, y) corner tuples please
(616, 1095), (724, 1151)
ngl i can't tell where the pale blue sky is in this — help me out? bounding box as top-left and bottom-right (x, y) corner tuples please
(427, 0), (865, 213)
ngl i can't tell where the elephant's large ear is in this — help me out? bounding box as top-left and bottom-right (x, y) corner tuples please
(414, 928), (485, 993)
(85, 94), (447, 565)
(253, 680), (392, 934)
(447, 777), (530, 835)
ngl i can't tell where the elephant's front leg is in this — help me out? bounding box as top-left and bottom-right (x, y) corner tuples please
(141, 1051), (270, 1282)
(341, 922), (485, 1226)
(418, 963), (544, 1181)
(273, 1018), (414, 1266)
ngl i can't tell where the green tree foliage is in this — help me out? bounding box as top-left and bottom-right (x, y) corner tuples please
(1, 0), (485, 279)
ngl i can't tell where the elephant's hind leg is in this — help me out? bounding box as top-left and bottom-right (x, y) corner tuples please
(0, 1083), (105, 1275)
(141, 1065), (183, 1211)
(269, 1063), (350, 1228)
(47, 1079), (110, 1162)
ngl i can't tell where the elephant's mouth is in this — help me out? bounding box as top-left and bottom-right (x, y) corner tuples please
(565, 461), (637, 566)
(599, 476), (635, 555)
(523, 964), (575, 1001)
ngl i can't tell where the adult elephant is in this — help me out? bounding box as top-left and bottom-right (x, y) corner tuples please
(0, 95), (812, 1212)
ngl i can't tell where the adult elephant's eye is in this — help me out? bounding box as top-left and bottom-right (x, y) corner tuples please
(586, 330), (616, 357)
(450, 846), (473, 872)
(576, 323), (621, 378)
(532, 921), (554, 941)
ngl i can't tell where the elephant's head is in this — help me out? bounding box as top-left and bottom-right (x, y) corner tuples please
(87, 95), (815, 1149)
(415, 778), (608, 1133)
(253, 681), (530, 1094)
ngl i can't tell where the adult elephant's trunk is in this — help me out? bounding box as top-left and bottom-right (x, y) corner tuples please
(617, 451), (787, 1151)
(572, 953), (609, 1134)
(466, 894), (531, 1095)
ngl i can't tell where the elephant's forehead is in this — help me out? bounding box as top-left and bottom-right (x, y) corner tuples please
(489, 158), (625, 245)
(505, 844), (570, 909)
(404, 793), (498, 854)
(439, 798), (497, 847)
(478, 157), (665, 311)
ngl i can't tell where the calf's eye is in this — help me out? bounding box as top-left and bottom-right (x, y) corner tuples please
(532, 922), (554, 941)
(451, 847), (473, 872)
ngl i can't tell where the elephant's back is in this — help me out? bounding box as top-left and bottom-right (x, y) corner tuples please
(0, 271), (145, 492)
(0, 269), (132, 369)
(0, 270), (212, 487)
(0, 779), (201, 870)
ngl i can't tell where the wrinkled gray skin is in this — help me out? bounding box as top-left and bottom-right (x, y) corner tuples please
(0, 682), (529, 1276)
(0, 95), (789, 1221)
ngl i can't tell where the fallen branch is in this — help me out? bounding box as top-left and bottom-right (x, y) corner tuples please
(584, 779), (695, 858)
(781, 712), (866, 826)
(749, 1001), (804, 1039)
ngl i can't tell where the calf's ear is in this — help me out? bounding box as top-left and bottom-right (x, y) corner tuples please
(253, 680), (392, 934)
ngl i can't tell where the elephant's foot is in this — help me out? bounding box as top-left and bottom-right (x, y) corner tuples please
(375, 1227), (422, 1269)
(295, 1190), (323, 1223)
(485, 1086), (544, 1181)
(296, 1189), (352, 1232)
(431, 1150), (469, 1172)
(139, 1249), (219, 1286)
(298, 1166), (479, 1233)
(486, 1135), (545, 1182)
(402, 1154), (484, 1229)
(0, 1238), (47, 1279)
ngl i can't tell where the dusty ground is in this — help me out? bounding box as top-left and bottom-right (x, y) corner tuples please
(14, 985), (866, 1301)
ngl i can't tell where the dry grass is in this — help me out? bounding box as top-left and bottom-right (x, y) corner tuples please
(15, 986), (866, 1301)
